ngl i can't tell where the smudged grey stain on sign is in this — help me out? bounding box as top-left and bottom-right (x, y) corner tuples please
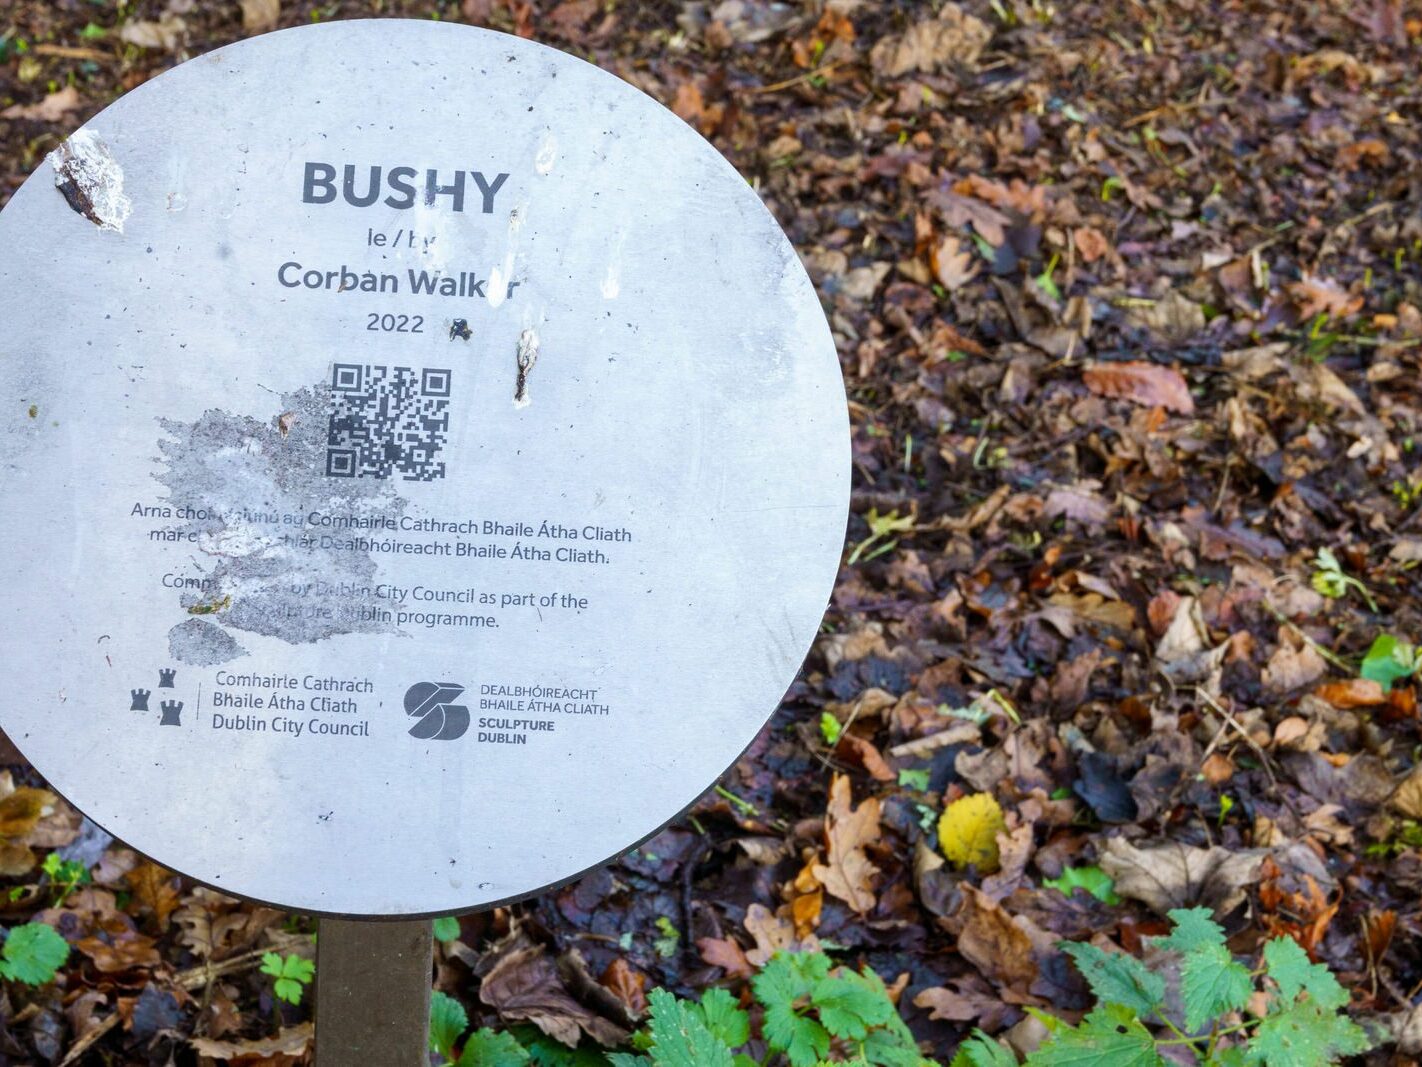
(155, 382), (406, 664)
(168, 618), (248, 666)
(47, 130), (133, 233)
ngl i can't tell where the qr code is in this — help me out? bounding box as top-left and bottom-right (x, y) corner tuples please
(326, 364), (451, 482)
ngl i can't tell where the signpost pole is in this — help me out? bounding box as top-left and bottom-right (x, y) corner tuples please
(313, 919), (433, 1065)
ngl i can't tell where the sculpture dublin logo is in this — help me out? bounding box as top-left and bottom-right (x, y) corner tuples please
(404, 682), (469, 741)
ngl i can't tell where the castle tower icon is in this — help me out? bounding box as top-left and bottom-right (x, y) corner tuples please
(130, 689), (150, 711)
(158, 668), (177, 689)
(159, 700), (183, 727)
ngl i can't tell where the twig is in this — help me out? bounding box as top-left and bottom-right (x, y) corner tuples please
(1260, 600), (1355, 674)
(33, 44), (112, 61)
(741, 59), (852, 95)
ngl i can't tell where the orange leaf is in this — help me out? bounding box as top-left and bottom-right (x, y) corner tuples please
(128, 861), (181, 930)
(1083, 361), (1194, 414)
(1314, 678), (1387, 708)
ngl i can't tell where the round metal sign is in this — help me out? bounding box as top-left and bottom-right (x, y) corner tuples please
(0, 20), (847, 917)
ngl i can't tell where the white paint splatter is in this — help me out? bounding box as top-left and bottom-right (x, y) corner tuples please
(535, 133), (558, 175)
(600, 231), (627, 300)
(487, 201), (527, 310)
(48, 129), (132, 233)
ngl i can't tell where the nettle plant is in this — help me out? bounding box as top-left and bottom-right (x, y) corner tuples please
(956, 908), (1370, 1067)
(426, 914), (1367, 1067)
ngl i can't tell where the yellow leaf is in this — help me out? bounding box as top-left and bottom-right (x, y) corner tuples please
(937, 793), (1005, 872)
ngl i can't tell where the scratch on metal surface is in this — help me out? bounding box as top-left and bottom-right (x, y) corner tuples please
(514, 328), (540, 408)
(48, 130), (133, 233)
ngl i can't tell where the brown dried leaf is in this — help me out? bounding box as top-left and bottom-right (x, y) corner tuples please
(1288, 274), (1363, 320)
(1083, 361), (1194, 414)
(239, 0), (280, 33)
(75, 932), (162, 973)
(1262, 637), (1327, 696)
(742, 902), (819, 966)
(696, 936), (753, 978)
(810, 773), (881, 914)
(0, 86), (83, 122)
(932, 235), (979, 291)
(0, 840), (35, 876)
(119, 16), (187, 51)
(0, 786), (55, 838)
(869, 3), (992, 76)
(955, 885), (1037, 990)
(128, 862), (181, 931)
(1074, 226), (1111, 263)
(190, 1022), (313, 1060)
(479, 938), (627, 1048)
(1099, 838), (1265, 917)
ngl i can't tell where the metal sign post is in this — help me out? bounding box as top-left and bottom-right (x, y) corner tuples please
(314, 920), (432, 1064)
(0, 20), (848, 1061)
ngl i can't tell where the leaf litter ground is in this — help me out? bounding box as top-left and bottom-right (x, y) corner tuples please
(3, 0), (1422, 1063)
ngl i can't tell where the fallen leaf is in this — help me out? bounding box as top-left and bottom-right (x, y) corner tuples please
(937, 793), (1006, 872)
(810, 774), (881, 914)
(742, 902), (819, 966)
(190, 1022), (313, 1060)
(869, 3), (992, 76)
(955, 885), (1038, 990)
(696, 936), (752, 978)
(932, 234), (979, 290)
(478, 936), (627, 1048)
(1074, 226), (1111, 263)
(1314, 678), (1386, 708)
(1083, 361), (1194, 414)
(1288, 274), (1363, 320)
(1390, 770), (1422, 820)
(1125, 291), (1206, 342)
(1262, 637), (1327, 696)
(119, 16), (187, 51)
(239, 0), (281, 33)
(1099, 838), (1265, 917)
(75, 932), (163, 973)
(0, 86), (83, 122)
(128, 861), (181, 931)
(0, 787), (55, 838)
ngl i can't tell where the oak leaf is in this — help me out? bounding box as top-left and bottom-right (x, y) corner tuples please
(810, 774), (881, 914)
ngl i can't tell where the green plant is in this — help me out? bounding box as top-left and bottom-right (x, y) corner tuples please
(41, 851), (90, 907)
(1041, 866), (1120, 905)
(0, 922), (69, 985)
(954, 908), (1370, 1066)
(435, 916), (462, 943)
(615, 954), (933, 1067)
(259, 951), (315, 1006)
(432, 991), (530, 1066)
(1311, 548), (1379, 612)
(1360, 633), (1419, 690)
(847, 509), (916, 565)
(820, 712), (844, 746)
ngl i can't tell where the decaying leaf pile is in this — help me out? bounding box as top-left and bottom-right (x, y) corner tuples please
(4, 0), (1422, 1063)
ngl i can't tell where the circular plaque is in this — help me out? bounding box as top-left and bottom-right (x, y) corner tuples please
(0, 20), (847, 917)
